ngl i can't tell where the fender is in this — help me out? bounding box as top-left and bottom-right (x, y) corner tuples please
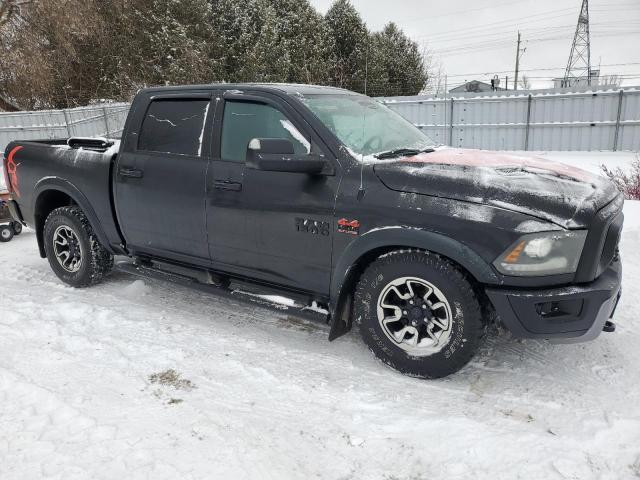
(33, 177), (117, 257)
(328, 227), (500, 340)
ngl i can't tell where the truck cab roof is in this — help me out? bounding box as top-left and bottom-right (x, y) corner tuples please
(139, 83), (355, 97)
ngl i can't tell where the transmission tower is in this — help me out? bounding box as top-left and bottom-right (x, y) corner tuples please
(562, 0), (591, 88)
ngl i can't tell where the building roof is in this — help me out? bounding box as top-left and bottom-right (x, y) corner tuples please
(449, 80), (505, 93)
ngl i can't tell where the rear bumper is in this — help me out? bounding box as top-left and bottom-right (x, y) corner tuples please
(485, 260), (621, 343)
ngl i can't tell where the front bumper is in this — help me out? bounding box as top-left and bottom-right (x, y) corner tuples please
(485, 260), (621, 343)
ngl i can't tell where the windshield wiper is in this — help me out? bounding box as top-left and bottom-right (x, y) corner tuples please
(374, 147), (435, 160)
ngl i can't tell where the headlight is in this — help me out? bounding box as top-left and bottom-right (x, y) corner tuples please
(494, 231), (587, 276)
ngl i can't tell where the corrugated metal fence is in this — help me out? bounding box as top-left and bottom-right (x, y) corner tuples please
(1, 87), (639, 154)
(380, 87), (640, 151)
(0, 103), (130, 154)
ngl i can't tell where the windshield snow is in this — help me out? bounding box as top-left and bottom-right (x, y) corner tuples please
(298, 93), (435, 157)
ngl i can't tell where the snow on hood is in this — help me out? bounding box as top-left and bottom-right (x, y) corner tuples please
(373, 148), (620, 228)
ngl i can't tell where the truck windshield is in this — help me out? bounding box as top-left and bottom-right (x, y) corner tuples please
(298, 93), (436, 158)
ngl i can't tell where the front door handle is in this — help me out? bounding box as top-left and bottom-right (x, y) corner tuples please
(119, 166), (144, 179)
(214, 180), (242, 192)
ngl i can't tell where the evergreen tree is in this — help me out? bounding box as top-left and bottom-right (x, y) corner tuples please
(367, 23), (428, 97)
(324, 0), (368, 91)
(254, 0), (333, 85)
(209, 0), (261, 83)
(126, 0), (220, 86)
(0, 0), (431, 108)
(242, 2), (291, 82)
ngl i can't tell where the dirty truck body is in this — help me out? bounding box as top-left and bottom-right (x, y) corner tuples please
(3, 83), (623, 378)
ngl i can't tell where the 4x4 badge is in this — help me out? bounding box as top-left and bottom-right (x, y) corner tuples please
(338, 218), (360, 235)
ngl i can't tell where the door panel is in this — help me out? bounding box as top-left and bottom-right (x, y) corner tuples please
(206, 94), (337, 294)
(206, 159), (250, 267)
(115, 96), (212, 261)
(243, 168), (337, 293)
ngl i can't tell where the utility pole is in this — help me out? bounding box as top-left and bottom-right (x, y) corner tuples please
(563, 0), (591, 88)
(514, 31), (525, 91)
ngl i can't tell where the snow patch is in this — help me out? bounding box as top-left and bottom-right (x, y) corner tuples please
(121, 279), (151, 297)
(280, 119), (311, 153)
(197, 103), (210, 157)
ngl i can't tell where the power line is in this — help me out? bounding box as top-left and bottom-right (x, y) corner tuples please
(414, 8), (579, 41)
(371, 0), (525, 26)
(379, 0), (640, 28)
(423, 20), (640, 47)
(429, 30), (639, 57)
(441, 62), (640, 79)
(414, 4), (639, 45)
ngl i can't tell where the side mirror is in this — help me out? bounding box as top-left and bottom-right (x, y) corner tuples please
(246, 138), (328, 175)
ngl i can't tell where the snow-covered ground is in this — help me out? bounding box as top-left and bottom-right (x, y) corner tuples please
(1, 153), (640, 480)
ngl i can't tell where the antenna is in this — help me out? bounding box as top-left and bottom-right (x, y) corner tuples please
(358, 37), (370, 200)
(364, 37), (369, 97)
(563, 0), (591, 88)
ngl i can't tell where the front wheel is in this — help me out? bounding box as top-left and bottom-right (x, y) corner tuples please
(354, 250), (485, 379)
(43, 206), (114, 287)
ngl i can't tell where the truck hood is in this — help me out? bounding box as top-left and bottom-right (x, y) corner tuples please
(372, 148), (620, 228)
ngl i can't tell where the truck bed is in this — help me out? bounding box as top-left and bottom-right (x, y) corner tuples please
(3, 137), (123, 254)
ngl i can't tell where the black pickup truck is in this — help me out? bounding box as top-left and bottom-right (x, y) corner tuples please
(3, 83), (623, 378)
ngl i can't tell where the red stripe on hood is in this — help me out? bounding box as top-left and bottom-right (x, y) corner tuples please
(403, 148), (595, 183)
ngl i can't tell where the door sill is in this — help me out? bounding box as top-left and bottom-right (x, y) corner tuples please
(115, 258), (331, 326)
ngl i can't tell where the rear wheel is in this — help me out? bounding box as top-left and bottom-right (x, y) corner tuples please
(354, 250), (485, 379)
(0, 225), (14, 242)
(11, 221), (22, 235)
(43, 206), (114, 287)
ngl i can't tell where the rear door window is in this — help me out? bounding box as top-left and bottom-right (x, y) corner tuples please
(221, 101), (311, 163)
(138, 98), (210, 156)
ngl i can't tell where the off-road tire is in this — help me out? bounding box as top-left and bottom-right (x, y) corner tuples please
(354, 250), (485, 379)
(43, 206), (114, 287)
(11, 221), (22, 235)
(0, 224), (14, 242)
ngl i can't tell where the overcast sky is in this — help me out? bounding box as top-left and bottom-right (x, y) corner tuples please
(309, 0), (640, 89)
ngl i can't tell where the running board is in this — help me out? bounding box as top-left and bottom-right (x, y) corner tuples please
(115, 260), (330, 325)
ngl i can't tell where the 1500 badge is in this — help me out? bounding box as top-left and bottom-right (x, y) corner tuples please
(295, 218), (330, 236)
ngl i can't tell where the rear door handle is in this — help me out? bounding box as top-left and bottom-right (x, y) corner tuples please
(119, 166), (144, 179)
(214, 180), (242, 192)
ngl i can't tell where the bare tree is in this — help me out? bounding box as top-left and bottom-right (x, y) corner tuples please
(422, 52), (445, 96)
(600, 74), (622, 87)
(519, 75), (532, 90)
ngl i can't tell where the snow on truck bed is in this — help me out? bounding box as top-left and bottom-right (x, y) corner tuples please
(0, 157), (639, 479)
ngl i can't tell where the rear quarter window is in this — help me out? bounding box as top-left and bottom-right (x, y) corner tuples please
(138, 99), (210, 156)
